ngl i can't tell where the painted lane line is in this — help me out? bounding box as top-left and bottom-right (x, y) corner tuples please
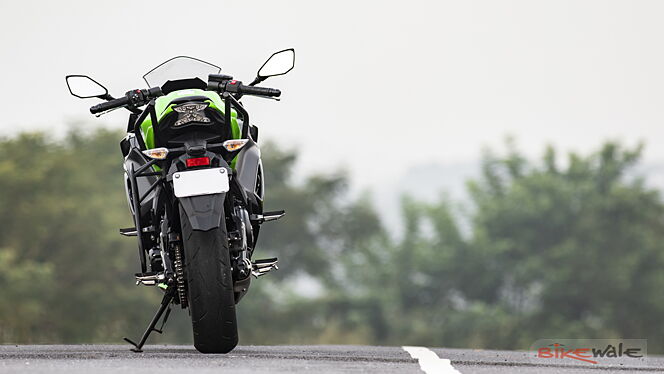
(403, 346), (462, 374)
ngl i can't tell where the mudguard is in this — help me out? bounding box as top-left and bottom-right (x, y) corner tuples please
(178, 193), (226, 232)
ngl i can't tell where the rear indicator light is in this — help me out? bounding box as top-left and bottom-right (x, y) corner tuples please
(186, 157), (210, 168)
(142, 147), (169, 160)
(222, 139), (249, 152)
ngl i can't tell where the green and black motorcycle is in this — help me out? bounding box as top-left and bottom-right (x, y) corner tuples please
(65, 49), (295, 353)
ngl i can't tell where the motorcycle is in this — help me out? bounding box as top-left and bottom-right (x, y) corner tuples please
(65, 49), (295, 353)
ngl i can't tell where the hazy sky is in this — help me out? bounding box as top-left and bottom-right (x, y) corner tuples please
(2, 0), (663, 198)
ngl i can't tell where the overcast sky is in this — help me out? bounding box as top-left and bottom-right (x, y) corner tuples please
(2, 0), (663, 201)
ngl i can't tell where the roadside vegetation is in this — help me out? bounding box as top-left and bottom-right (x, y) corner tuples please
(1, 128), (662, 352)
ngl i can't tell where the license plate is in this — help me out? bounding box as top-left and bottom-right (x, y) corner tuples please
(172, 168), (230, 198)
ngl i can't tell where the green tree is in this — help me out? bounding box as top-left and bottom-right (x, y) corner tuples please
(0, 129), (161, 342)
(0, 248), (53, 342)
(3, 127), (664, 354)
(394, 141), (664, 351)
(0, 129), (386, 345)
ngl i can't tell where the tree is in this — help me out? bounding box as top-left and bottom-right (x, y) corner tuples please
(3, 128), (664, 353)
(0, 248), (53, 342)
(397, 141), (664, 351)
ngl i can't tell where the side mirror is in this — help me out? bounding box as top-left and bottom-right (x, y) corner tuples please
(65, 75), (109, 99)
(255, 49), (295, 83)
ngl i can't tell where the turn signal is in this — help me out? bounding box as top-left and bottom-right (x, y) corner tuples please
(142, 147), (169, 159)
(222, 139), (249, 152)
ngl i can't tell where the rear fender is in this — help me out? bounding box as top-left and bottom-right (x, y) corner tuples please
(169, 152), (230, 232)
(178, 193), (226, 232)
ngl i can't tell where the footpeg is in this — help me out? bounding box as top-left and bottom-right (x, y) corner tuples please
(119, 227), (137, 237)
(135, 272), (165, 286)
(251, 210), (285, 224)
(120, 227), (153, 237)
(251, 258), (278, 277)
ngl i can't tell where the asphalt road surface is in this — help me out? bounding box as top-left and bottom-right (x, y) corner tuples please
(1, 345), (662, 373)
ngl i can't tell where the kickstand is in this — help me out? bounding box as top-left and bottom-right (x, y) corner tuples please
(124, 287), (175, 353)
(153, 306), (171, 334)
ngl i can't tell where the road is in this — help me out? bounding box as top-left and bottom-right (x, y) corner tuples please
(0, 345), (662, 373)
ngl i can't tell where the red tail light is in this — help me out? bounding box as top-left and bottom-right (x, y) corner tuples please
(186, 157), (210, 168)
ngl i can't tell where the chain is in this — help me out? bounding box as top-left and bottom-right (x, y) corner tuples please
(173, 243), (187, 308)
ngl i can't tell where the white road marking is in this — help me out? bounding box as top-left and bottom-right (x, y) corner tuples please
(403, 346), (462, 374)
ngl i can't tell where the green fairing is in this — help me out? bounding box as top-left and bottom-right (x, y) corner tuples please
(140, 89), (241, 147)
(140, 89), (242, 169)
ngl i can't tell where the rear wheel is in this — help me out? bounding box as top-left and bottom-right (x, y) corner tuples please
(180, 206), (238, 353)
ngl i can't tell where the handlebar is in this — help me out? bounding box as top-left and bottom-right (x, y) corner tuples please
(208, 76), (281, 98)
(237, 84), (281, 98)
(90, 78), (280, 115)
(90, 96), (130, 114)
(90, 87), (163, 114)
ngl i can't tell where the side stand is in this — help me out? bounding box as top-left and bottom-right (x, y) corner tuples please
(124, 287), (175, 353)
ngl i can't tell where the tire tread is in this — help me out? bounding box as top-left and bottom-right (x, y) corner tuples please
(180, 206), (238, 353)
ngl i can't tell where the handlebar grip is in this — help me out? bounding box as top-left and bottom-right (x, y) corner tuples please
(90, 96), (130, 114)
(239, 85), (281, 97)
(146, 87), (163, 98)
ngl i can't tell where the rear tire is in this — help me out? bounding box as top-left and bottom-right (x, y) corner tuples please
(180, 205), (238, 353)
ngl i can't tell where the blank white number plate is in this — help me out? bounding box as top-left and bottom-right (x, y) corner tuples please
(173, 168), (230, 198)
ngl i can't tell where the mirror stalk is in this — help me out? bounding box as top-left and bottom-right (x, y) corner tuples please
(248, 76), (267, 87)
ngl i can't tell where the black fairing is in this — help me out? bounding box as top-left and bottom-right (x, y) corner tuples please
(235, 139), (264, 204)
(123, 137), (158, 220)
(161, 78), (207, 94)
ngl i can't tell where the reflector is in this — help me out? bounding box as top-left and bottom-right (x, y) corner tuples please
(186, 157), (211, 168)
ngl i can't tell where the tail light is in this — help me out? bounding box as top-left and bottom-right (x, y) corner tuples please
(186, 157), (210, 168)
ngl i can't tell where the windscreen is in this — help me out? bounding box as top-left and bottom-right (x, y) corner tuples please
(143, 56), (221, 87)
